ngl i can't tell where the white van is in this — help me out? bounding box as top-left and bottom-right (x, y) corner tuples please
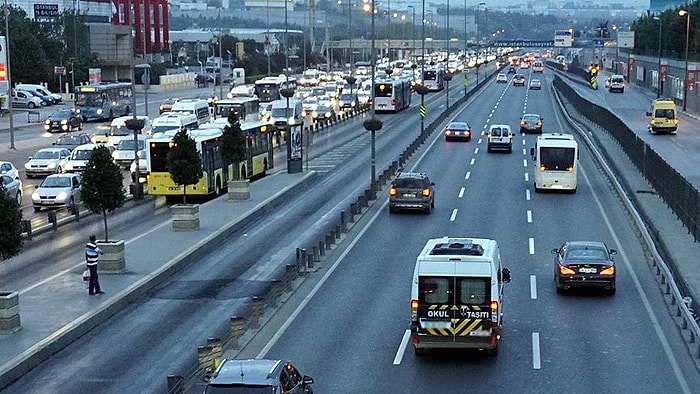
(410, 237), (511, 356)
(93, 115), (152, 146)
(112, 134), (149, 168)
(151, 113), (198, 136)
(170, 99), (211, 125)
(15, 83), (62, 105)
(270, 99), (304, 131)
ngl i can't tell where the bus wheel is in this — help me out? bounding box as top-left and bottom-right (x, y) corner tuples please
(215, 178), (222, 196)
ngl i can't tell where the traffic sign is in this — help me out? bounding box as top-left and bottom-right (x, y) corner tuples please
(419, 105), (426, 118)
(492, 40), (554, 48)
(54, 66), (66, 76)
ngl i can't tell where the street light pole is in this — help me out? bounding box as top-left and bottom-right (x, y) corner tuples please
(408, 5), (415, 58)
(420, 0), (425, 135)
(370, 0), (376, 186)
(3, 0), (14, 149)
(680, 9), (690, 111)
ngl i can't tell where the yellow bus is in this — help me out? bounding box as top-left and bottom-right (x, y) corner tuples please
(146, 121), (271, 201)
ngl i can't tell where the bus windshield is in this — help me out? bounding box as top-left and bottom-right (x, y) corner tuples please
(540, 147), (575, 171)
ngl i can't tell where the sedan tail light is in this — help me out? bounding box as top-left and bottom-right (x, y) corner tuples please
(600, 266), (615, 276)
(389, 186), (397, 196)
(422, 188), (431, 197)
(559, 265), (576, 275)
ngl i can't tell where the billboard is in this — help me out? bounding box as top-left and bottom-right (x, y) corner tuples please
(650, 0), (690, 14)
(554, 30), (572, 47)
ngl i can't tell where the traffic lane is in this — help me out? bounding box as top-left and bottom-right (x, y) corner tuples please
(558, 71), (700, 185)
(260, 82), (699, 392)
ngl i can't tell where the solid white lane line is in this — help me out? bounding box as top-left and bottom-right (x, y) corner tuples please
(529, 238), (535, 254)
(458, 187), (465, 198)
(530, 275), (537, 299)
(450, 209), (458, 222)
(532, 332), (542, 370)
(393, 330), (412, 365)
(527, 210), (532, 223)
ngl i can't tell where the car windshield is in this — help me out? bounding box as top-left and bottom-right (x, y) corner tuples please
(394, 178), (424, 188)
(205, 385), (273, 393)
(71, 149), (93, 160)
(448, 122), (468, 130)
(52, 109), (72, 118)
(56, 137), (79, 145)
(340, 94), (354, 100)
(117, 139), (144, 150)
(34, 150), (60, 160)
(567, 247), (608, 261)
(491, 127), (504, 136)
(303, 98), (317, 104)
(523, 115), (540, 122)
(41, 177), (72, 188)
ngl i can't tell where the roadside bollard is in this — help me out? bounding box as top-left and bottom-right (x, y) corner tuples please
(350, 202), (358, 220)
(319, 240), (326, 257)
(268, 279), (283, 307)
(166, 375), (184, 394)
(340, 210), (347, 232)
(48, 211), (57, 231)
(335, 225), (341, 239)
(325, 234), (333, 250)
(285, 264), (296, 291)
(312, 245), (319, 262)
(229, 316), (246, 349)
(71, 202), (79, 222)
(250, 296), (265, 329)
(21, 219), (32, 240)
(208, 338), (222, 370)
(300, 248), (307, 274)
(198, 344), (215, 375)
(307, 253), (314, 270)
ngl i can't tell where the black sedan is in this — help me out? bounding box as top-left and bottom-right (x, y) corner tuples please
(52, 133), (92, 152)
(552, 241), (617, 294)
(45, 109), (83, 133)
(443, 121), (472, 141)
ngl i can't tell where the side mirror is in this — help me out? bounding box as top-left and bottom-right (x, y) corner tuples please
(646, 111), (652, 116)
(303, 375), (314, 385)
(529, 147), (535, 158)
(501, 268), (511, 283)
(609, 249), (618, 256)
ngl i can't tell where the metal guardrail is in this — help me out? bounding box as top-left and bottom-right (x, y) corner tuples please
(551, 74), (700, 365)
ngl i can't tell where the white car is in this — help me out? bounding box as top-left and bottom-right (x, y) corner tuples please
(496, 73), (508, 83)
(24, 148), (72, 178)
(0, 161), (20, 181)
(32, 173), (81, 212)
(302, 97), (318, 114)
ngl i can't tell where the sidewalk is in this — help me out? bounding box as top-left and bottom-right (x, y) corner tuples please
(0, 170), (317, 388)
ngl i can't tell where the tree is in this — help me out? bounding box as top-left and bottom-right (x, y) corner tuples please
(167, 130), (203, 204)
(0, 187), (23, 260)
(80, 146), (126, 242)
(221, 111), (247, 180)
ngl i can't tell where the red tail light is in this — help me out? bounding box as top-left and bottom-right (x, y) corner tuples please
(422, 188), (431, 197)
(491, 301), (498, 327)
(411, 299), (419, 323)
(520, 120), (526, 126)
(391, 99), (396, 105)
(537, 120), (542, 127)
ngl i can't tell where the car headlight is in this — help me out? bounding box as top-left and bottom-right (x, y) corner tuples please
(24, 162), (31, 170)
(288, 117), (296, 125)
(325, 112), (332, 118)
(61, 119), (68, 125)
(311, 111), (318, 118)
(45, 119), (51, 125)
(44, 124), (50, 131)
(56, 191), (68, 202)
(47, 162), (57, 169)
(32, 192), (40, 201)
(96, 109), (103, 115)
(75, 108), (81, 114)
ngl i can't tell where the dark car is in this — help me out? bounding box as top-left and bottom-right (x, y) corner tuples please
(159, 98), (180, 114)
(512, 74), (526, 86)
(338, 93), (358, 110)
(312, 105), (336, 123)
(443, 121), (472, 141)
(205, 359), (314, 394)
(45, 109), (83, 133)
(389, 172), (435, 214)
(519, 113), (543, 133)
(507, 66), (517, 74)
(52, 133), (92, 152)
(552, 241), (617, 294)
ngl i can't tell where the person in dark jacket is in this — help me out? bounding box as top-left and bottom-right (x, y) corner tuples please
(85, 235), (104, 295)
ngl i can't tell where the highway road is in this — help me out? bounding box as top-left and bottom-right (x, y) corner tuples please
(5, 63), (700, 392)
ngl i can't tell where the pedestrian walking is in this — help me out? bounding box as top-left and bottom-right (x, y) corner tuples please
(85, 234), (104, 296)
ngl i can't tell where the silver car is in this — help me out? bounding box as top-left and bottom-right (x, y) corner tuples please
(11, 90), (43, 109)
(0, 161), (20, 181)
(31, 173), (81, 212)
(1, 174), (22, 206)
(24, 148), (71, 178)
